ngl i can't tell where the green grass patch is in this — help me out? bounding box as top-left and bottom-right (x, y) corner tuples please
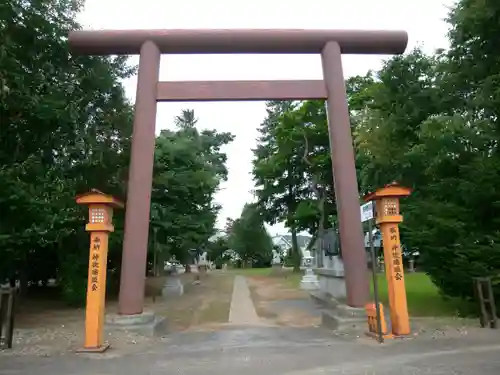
(232, 267), (304, 287)
(231, 268), (304, 288)
(370, 272), (474, 317)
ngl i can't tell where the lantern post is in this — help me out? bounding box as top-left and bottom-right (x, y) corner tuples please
(364, 182), (412, 336)
(76, 189), (124, 352)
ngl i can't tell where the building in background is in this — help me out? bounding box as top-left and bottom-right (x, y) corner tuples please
(272, 234), (312, 266)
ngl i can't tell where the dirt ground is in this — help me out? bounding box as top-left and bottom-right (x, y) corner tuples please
(1, 272), (234, 356)
(245, 271), (492, 342)
(149, 272), (234, 331)
(246, 273), (322, 327)
(2, 269), (494, 357)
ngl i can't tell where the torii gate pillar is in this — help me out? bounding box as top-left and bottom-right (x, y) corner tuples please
(68, 28), (408, 317)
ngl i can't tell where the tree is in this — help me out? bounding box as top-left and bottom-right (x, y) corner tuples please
(250, 3), (500, 309)
(0, 0), (134, 304)
(206, 236), (229, 268)
(411, 0), (500, 303)
(253, 101), (311, 270)
(252, 77), (379, 268)
(351, 0), (500, 307)
(228, 204), (273, 268)
(149, 109), (234, 273)
(0, 1), (233, 306)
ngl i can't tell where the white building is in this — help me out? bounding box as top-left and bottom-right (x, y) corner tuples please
(272, 234), (313, 265)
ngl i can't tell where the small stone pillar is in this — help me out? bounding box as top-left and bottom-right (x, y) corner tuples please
(271, 248), (283, 274)
(300, 254), (319, 290)
(379, 259), (385, 273)
(162, 265), (184, 297)
(408, 258), (415, 273)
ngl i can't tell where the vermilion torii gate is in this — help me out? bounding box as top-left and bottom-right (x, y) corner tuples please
(68, 29), (408, 316)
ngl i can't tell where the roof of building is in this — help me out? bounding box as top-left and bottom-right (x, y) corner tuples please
(272, 234), (312, 249)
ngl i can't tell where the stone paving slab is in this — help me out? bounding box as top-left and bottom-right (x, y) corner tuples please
(228, 276), (262, 325)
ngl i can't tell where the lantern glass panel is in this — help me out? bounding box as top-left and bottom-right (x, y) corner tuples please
(383, 198), (398, 216)
(90, 208), (105, 223)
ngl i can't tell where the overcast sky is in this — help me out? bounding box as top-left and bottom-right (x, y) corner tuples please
(78, 0), (454, 235)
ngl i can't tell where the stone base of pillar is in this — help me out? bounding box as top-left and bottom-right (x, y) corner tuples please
(320, 304), (367, 332)
(300, 268), (319, 291)
(310, 292), (366, 332)
(105, 311), (167, 337)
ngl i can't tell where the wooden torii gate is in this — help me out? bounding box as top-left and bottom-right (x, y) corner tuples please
(68, 29), (408, 317)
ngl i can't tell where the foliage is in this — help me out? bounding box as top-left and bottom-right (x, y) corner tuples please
(252, 0), (500, 309)
(206, 236), (230, 267)
(4, 0), (500, 313)
(0, 0), (133, 303)
(149, 109), (234, 270)
(354, 2), (500, 306)
(228, 204), (273, 268)
(0, 2), (232, 305)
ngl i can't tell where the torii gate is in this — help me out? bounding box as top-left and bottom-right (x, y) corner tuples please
(68, 29), (407, 316)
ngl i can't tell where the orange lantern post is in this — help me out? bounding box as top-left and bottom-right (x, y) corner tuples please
(364, 182), (412, 336)
(365, 302), (390, 338)
(76, 189), (124, 352)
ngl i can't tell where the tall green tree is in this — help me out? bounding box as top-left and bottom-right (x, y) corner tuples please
(229, 203), (273, 268)
(149, 109), (234, 271)
(253, 101), (310, 270)
(352, 0), (500, 306)
(0, 0), (134, 304)
(0, 3), (233, 306)
(251, 3), (500, 308)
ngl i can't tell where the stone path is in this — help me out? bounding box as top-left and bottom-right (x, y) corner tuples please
(228, 276), (261, 325)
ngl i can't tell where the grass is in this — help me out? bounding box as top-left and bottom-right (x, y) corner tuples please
(370, 272), (474, 317)
(233, 267), (474, 317)
(232, 267), (304, 287)
(196, 274), (234, 323)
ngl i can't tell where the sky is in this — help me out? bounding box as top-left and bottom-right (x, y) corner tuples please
(77, 0), (455, 235)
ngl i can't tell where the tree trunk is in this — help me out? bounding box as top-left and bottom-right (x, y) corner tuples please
(291, 227), (301, 272)
(286, 177), (301, 272)
(301, 131), (326, 270)
(156, 251), (166, 276)
(185, 264), (191, 273)
(19, 267), (28, 298)
(152, 229), (158, 276)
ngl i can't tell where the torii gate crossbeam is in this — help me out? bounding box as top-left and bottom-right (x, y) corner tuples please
(68, 28), (408, 316)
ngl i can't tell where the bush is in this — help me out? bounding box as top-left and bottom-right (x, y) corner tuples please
(419, 238), (500, 312)
(58, 254), (88, 306)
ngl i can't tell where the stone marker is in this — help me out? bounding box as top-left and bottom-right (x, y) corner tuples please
(300, 252), (319, 291)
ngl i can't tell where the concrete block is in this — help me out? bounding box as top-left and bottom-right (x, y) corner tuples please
(105, 311), (167, 337)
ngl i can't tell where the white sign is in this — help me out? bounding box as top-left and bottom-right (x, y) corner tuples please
(360, 201), (374, 222)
